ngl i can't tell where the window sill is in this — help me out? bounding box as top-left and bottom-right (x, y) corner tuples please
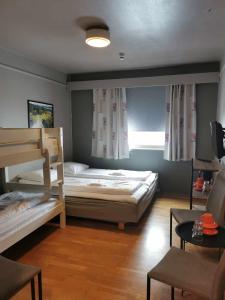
(129, 146), (164, 151)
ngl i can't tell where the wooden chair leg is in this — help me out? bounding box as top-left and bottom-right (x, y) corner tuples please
(147, 274), (151, 300)
(38, 272), (42, 300)
(180, 238), (184, 250)
(170, 211), (173, 247)
(218, 248), (223, 260)
(31, 278), (35, 300)
(171, 286), (175, 300)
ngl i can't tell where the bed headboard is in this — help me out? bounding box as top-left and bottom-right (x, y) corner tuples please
(0, 128), (63, 168)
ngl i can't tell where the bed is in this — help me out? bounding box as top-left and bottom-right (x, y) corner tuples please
(5, 162), (158, 230)
(0, 128), (65, 253)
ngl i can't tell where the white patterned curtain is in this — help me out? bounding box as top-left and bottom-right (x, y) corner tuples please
(164, 84), (196, 161)
(92, 88), (129, 159)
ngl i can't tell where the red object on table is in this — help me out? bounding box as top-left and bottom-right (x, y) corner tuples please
(201, 213), (218, 235)
(203, 229), (218, 235)
(194, 177), (204, 191)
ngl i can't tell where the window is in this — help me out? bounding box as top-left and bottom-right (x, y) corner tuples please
(127, 86), (166, 150)
(128, 130), (165, 150)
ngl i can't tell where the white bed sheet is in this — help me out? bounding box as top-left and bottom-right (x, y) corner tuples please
(0, 198), (60, 240)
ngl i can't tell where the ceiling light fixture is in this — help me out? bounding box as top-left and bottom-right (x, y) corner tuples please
(85, 28), (110, 48)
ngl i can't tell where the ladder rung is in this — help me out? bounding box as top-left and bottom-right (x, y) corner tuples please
(51, 179), (63, 185)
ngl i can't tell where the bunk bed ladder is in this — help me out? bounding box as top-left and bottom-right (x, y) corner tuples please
(41, 128), (65, 228)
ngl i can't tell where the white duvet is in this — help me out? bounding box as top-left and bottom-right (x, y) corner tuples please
(72, 168), (152, 181)
(0, 191), (48, 223)
(63, 177), (142, 195)
(64, 173), (157, 204)
(14, 167), (157, 203)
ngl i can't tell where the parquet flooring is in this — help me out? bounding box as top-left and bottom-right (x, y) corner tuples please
(3, 197), (218, 300)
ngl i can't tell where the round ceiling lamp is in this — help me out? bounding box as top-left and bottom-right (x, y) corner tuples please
(85, 28), (110, 48)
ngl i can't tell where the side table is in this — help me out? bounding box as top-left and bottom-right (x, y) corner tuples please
(175, 221), (225, 251)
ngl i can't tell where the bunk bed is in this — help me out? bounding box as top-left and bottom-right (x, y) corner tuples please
(0, 128), (65, 253)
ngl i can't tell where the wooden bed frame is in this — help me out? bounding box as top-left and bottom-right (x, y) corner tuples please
(0, 128), (65, 253)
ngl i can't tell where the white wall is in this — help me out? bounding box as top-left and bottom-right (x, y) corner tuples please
(217, 57), (225, 125)
(0, 48), (72, 161)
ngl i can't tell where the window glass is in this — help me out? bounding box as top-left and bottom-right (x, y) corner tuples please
(126, 87), (166, 150)
(128, 131), (165, 150)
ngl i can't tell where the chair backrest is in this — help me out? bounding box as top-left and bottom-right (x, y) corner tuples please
(206, 170), (225, 227)
(211, 250), (225, 300)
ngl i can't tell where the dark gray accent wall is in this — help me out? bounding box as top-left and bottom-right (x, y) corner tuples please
(72, 90), (93, 162)
(71, 83), (218, 196)
(196, 83), (218, 160)
(217, 61), (225, 127)
(68, 62), (219, 82)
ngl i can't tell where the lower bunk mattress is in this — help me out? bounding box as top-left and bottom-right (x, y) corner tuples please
(65, 173), (158, 224)
(0, 191), (63, 252)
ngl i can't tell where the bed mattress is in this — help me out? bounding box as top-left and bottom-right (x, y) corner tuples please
(0, 198), (60, 241)
(0, 192), (49, 223)
(66, 173), (158, 224)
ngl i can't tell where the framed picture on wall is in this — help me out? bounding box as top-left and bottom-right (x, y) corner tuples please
(27, 100), (54, 128)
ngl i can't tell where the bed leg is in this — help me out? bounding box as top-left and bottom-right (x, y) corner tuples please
(60, 211), (66, 229)
(118, 223), (125, 230)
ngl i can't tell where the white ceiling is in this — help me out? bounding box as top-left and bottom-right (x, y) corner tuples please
(0, 0), (224, 74)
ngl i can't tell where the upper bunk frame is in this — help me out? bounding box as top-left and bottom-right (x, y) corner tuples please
(0, 127), (65, 253)
(0, 127), (61, 166)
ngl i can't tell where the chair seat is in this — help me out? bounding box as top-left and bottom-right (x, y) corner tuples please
(0, 255), (40, 299)
(171, 208), (205, 223)
(148, 247), (217, 299)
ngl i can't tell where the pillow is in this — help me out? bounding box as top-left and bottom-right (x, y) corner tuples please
(63, 162), (89, 176)
(17, 169), (58, 183)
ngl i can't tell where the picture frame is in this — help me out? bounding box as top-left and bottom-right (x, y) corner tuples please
(27, 100), (54, 128)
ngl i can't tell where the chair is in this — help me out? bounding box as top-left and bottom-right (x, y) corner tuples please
(0, 255), (42, 300)
(147, 247), (225, 300)
(170, 170), (225, 246)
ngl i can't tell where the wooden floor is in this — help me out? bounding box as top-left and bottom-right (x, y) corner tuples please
(4, 197), (218, 300)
